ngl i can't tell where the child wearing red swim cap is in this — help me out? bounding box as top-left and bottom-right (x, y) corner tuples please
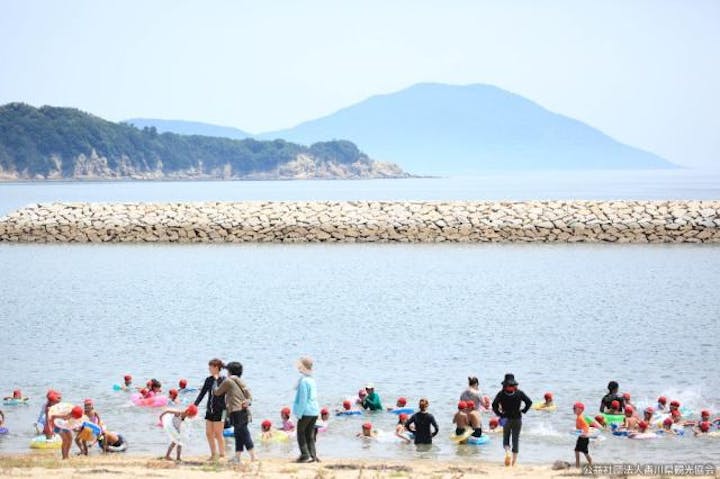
(452, 401), (470, 442)
(573, 402), (592, 468)
(159, 404), (198, 461)
(280, 406), (295, 432)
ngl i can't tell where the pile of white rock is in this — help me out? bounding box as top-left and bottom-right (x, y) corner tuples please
(0, 200), (718, 243)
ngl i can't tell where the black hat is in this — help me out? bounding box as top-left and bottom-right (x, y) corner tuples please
(501, 373), (518, 386)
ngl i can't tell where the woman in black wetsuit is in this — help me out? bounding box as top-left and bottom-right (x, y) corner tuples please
(404, 398), (438, 447)
(491, 373), (532, 467)
(194, 358), (226, 460)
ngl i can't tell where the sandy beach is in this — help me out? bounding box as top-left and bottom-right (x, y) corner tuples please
(0, 454), (717, 479)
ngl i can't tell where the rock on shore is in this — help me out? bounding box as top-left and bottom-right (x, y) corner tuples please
(0, 200), (718, 244)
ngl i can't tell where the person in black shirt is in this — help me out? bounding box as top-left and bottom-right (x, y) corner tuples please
(492, 373), (532, 467)
(194, 358), (227, 460)
(599, 380), (625, 413)
(404, 398), (438, 447)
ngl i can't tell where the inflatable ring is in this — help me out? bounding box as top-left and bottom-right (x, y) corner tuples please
(628, 432), (661, 440)
(449, 428), (474, 443)
(223, 427), (234, 437)
(466, 434), (490, 445)
(531, 403), (557, 412)
(54, 416), (86, 431)
(98, 436), (128, 452)
(131, 393), (168, 408)
(259, 431), (289, 443)
(602, 413), (625, 425)
(3, 398), (29, 406)
(30, 434), (62, 449)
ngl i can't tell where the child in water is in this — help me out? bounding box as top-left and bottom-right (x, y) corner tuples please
(452, 401), (470, 442)
(260, 419), (287, 441)
(148, 379), (162, 397)
(357, 422), (378, 438)
(480, 395), (492, 412)
(168, 389), (179, 404)
(356, 389), (367, 405)
(657, 396), (668, 411)
(387, 397), (409, 412)
(314, 408), (330, 440)
(49, 405), (83, 460)
(694, 421), (712, 436)
(404, 398), (438, 445)
(606, 400), (622, 415)
(3, 389), (27, 401)
(669, 400), (682, 419)
(160, 404), (198, 461)
(573, 403), (592, 469)
(280, 407), (295, 432)
(540, 392), (554, 409)
(119, 375), (132, 391)
(628, 420), (651, 438)
(487, 417), (503, 433)
(466, 401), (484, 438)
(395, 413), (412, 443)
(99, 430), (127, 453)
(40, 390), (62, 436)
(622, 393), (637, 414)
(336, 399), (360, 415)
(75, 399), (103, 455)
(178, 378), (189, 392)
(621, 406), (641, 431)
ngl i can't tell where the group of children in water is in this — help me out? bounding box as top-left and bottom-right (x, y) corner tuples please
(2, 377), (718, 465)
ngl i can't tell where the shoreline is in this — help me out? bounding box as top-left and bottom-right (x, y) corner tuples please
(2, 453), (714, 478)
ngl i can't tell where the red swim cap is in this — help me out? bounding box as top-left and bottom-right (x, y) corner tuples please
(457, 401), (466, 410)
(179, 379), (188, 388)
(611, 400), (620, 410)
(320, 408), (329, 415)
(83, 398), (93, 406)
(71, 406), (83, 419)
(358, 389), (367, 397)
(638, 420), (648, 431)
(657, 396), (667, 404)
(140, 388), (149, 397)
(261, 420), (272, 430)
(169, 388), (178, 399)
(342, 400), (352, 410)
(124, 375), (132, 382)
(489, 417), (499, 427)
(644, 407), (654, 415)
(699, 421), (710, 432)
(281, 407), (291, 416)
(13, 389), (21, 398)
(701, 409), (711, 418)
(663, 417), (673, 427)
(544, 392), (553, 401)
(623, 392), (631, 400)
(671, 409), (681, 417)
(670, 400), (680, 407)
(399, 413), (409, 422)
(185, 404), (198, 417)
(397, 397), (407, 407)
(624, 406), (634, 415)
(362, 422), (372, 430)
(595, 415), (605, 425)
(47, 391), (60, 402)
(573, 402), (585, 411)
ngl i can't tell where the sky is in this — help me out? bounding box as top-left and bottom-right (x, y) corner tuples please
(1, 0), (718, 168)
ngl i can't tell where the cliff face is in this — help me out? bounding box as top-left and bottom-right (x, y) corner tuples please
(0, 103), (409, 181)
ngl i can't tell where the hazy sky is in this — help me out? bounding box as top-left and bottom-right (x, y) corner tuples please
(1, 0), (718, 168)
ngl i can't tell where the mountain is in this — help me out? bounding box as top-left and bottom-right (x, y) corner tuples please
(0, 103), (407, 181)
(259, 83), (675, 174)
(125, 118), (251, 140)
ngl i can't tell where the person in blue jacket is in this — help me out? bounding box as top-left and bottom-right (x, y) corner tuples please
(292, 356), (320, 463)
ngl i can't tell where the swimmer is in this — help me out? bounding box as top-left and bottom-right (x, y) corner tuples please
(628, 420), (651, 438)
(314, 408), (330, 440)
(357, 422), (377, 438)
(661, 417), (679, 435)
(280, 406), (295, 432)
(694, 421), (712, 436)
(178, 378), (190, 393)
(3, 389), (26, 401)
(657, 396), (668, 411)
(336, 399), (360, 415)
(622, 393), (637, 415)
(539, 392), (554, 409)
(642, 407), (655, 426)
(75, 399), (103, 455)
(573, 402), (592, 469)
(260, 419), (286, 441)
(487, 416), (503, 433)
(593, 415), (607, 429)
(355, 389), (367, 405)
(669, 400), (682, 419)
(148, 379), (162, 397)
(118, 375), (132, 391)
(466, 401), (484, 438)
(160, 404), (198, 462)
(99, 430), (127, 453)
(395, 413), (412, 443)
(387, 397), (409, 412)
(168, 389), (179, 404)
(622, 406), (641, 431)
(452, 401), (470, 443)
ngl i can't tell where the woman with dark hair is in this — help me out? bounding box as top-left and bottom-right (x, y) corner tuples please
(194, 358), (226, 461)
(460, 376), (482, 410)
(213, 361), (255, 464)
(492, 373), (532, 467)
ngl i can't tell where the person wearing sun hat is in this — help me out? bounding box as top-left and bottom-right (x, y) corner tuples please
(361, 383), (383, 411)
(292, 357), (320, 463)
(492, 373), (532, 467)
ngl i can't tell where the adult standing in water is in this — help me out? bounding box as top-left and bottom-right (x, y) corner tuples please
(599, 380), (625, 413)
(292, 357), (320, 463)
(460, 376), (482, 410)
(213, 361), (255, 464)
(491, 373), (532, 467)
(194, 358), (226, 461)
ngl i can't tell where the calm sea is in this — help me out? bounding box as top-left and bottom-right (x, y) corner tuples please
(0, 171), (718, 464)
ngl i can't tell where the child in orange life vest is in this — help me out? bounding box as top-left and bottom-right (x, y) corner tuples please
(573, 402), (592, 469)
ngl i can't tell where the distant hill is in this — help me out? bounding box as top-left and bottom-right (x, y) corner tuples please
(259, 83), (675, 174)
(125, 118), (251, 140)
(0, 103), (407, 181)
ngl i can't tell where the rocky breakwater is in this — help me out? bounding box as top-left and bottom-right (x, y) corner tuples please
(0, 201), (719, 244)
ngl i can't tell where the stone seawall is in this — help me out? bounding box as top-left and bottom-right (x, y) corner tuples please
(1, 201), (719, 244)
